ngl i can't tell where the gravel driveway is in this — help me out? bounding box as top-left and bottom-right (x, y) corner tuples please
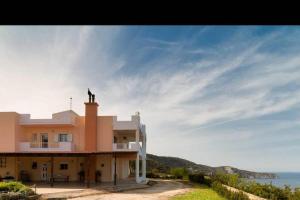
(71, 180), (192, 200)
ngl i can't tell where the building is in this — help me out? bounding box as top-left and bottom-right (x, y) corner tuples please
(0, 90), (146, 186)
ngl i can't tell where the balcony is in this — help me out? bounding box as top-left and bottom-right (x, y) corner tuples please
(113, 142), (141, 152)
(19, 142), (74, 152)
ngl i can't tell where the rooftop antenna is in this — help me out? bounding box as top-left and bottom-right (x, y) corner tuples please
(69, 97), (72, 110)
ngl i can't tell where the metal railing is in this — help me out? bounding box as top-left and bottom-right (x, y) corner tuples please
(30, 142), (60, 148)
(113, 142), (140, 151)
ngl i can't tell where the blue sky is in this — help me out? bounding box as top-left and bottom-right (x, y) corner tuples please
(0, 26), (300, 172)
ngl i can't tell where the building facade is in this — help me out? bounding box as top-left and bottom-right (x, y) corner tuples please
(0, 92), (146, 186)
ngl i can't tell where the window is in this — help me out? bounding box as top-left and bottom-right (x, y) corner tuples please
(0, 157), (6, 168)
(60, 163), (68, 170)
(59, 134), (68, 142)
(32, 162), (37, 169)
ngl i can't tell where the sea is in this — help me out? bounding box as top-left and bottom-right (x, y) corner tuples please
(247, 172), (300, 189)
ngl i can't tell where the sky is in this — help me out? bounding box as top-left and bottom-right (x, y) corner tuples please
(0, 26), (300, 172)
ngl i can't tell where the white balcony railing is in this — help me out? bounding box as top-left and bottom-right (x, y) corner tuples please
(19, 142), (74, 152)
(113, 142), (141, 152)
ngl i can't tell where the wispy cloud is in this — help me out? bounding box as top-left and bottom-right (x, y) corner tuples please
(1, 26), (300, 171)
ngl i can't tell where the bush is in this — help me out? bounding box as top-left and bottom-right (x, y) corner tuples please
(188, 173), (205, 183)
(0, 181), (35, 198)
(146, 172), (159, 178)
(210, 173), (300, 200)
(211, 181), (250, 200)
(211, 173), (240, 187)
(170, 168), (187, 179)
(146, 172), (177, 179)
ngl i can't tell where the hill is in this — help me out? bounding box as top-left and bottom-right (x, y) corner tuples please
(146, 154), (277, 179)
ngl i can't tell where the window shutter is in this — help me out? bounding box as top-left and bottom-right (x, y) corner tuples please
(54, 134), (59, 142)
(67, 134), (73, 142)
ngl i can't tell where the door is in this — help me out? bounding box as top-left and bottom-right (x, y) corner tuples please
(41, 163), (48, 181)
(40, 133), (48, 148)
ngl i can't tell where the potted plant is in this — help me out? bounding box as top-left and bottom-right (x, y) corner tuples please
(95, 170), (101, 183)
(78, 170), (85, 182)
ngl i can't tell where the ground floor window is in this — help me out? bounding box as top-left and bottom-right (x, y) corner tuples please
(32, 161), (37, 169)
(0, 157), (6, 168)
(60, 163), (68, 170)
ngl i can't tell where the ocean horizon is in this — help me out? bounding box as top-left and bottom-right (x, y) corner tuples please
(250, 172), (300, 189)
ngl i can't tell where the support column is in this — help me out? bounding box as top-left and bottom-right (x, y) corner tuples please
(114, 153), (117, 186)
(85, 156), (90, 188)
(14, 157), (19, 181)
(50, 157), (54, 187)
(142, 156), (146, 181)
(142, 133), (146, 181)
(135, 154), (140, 183)
(85, 155), (96, 188)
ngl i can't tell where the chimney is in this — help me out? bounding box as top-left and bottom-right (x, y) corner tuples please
(85, 89), (98, 152)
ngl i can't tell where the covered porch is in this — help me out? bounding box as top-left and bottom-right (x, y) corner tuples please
(0, 152), (141, 188)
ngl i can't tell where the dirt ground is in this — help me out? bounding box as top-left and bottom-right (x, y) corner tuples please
(71, 180), (192, 200)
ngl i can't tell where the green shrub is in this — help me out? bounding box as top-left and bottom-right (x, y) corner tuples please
(188, 173), (205, 183)
(0, 181), (35, 198)
(211, 181), (249, 200)
(170, 168), (187, 179)
(210, 173), (300, 200)
(146, 172), (159, 178)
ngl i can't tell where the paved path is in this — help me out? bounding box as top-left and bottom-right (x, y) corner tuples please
(40, 182), (149, 199)
(71, 180), (192, 200)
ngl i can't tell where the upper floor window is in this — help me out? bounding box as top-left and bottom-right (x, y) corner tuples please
(0, 157), (6, 168)
(59, 134), (68, 142)
(54, 133), (72, 142)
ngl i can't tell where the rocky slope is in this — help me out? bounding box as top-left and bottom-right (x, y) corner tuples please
(146, 154), (277, 179)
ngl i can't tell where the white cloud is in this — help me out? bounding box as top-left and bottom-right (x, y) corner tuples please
(1, 26), (300, 171)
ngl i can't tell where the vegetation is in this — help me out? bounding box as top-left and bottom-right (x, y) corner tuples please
(188, 173), (212, 186)
(147, 154), (276, 178)
(211, 181), (249, 200)
(0, 181), (36, 200)
(172, 184), (226, 200)
(145, 153), (283, 199)
(146, 167), (188, 180)
(146, 172), (177, 179)
(170, 168), (188, 179)
(186, 172), (248, 200)
(212, 173), (300, 200)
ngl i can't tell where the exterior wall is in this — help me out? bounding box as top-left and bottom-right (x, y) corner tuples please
(116, 153), (136, 180)
(0, 112), (19, 152)
(18, 157), (85, 181)
(0, 157), (16, 178)
(18, 117), (85, 152)
(52, 157), (81, 181)
(97, 116), (113, 152)
(96, 154), (113, 182)
(72, 116), (85, 152)
(0, 154), (136, 182)
(19, 157), (50, 181)
(21, 127), (73, 143)
(117, 158), (130, 179)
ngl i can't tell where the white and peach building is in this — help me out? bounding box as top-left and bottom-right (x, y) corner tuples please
(0, 91), (147, 186)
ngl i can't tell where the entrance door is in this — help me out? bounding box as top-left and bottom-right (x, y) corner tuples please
(41, 163), (48, 181)
(40, 133), (48, 148)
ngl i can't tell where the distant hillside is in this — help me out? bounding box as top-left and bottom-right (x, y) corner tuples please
(146, 154), (277, 179)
